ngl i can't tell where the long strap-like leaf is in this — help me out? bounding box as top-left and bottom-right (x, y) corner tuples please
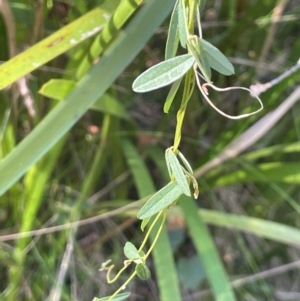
(0, 0), (176, 195)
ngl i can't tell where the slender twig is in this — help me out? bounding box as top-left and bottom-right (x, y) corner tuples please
(191, 259), (300, 299)
(0, 198), (145, 241)
(31, 0), (44, 44)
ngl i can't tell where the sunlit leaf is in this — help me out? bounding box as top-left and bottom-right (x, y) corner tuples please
(124, 242), (139, 260)
(132, 54), (194, 93)
(137, 181), (182, 219)
(201, 39), (235, 76)
(135, 263), (151, 280)
(165, 148), (191, 196)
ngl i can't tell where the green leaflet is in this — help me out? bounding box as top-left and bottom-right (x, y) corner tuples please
(201, 38), (235, 76)
(123, 242), (139, 260)
(177, 150), (193, 174)
(137, 181), (183, 219)
(135, 263), (151, 280)
(132, 54), (195, 93)
(165, 148), (191, 196)
(165, 0), (180, 60)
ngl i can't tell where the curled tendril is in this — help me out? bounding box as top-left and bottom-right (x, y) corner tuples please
(194, 67), (264, 120)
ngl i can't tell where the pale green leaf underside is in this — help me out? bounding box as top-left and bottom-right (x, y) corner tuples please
(166, 149), (191, 196)
(177, 0), (187, 48)
(137, 181), (182, 219)
(201, 39), (235, 76)
(132, 54), (194, 93)
(93, 292), (130, 301)
(124, 242), (139, 260)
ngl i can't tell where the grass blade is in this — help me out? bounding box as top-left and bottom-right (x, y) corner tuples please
(0, 0), (175, 196)
(0, 8), (109, 89)
(180, 196), (237, 301)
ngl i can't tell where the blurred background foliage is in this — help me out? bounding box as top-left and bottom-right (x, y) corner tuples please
(1, 0), (300, 300)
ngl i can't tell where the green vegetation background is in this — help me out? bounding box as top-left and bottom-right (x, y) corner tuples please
(1, 0), (300, 300)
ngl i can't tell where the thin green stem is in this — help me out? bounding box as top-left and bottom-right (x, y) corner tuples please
(138, 211), (162, 252)
(144, 211), (167, 259)
(107, 263), (130, 284)
(173, 69), (195, 151)
(107, 270), (137, 301)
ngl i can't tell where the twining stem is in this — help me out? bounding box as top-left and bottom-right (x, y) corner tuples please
(144, 210), (167, 258)
(107, 264), (128, 284)
(173, 69), (195, 151)
(107, 211), (166, 300)
(107, 270), (137, 301)
(138, 211), (163, 252)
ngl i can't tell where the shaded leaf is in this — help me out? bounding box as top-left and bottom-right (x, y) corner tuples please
(177, 255), (205, 289)
(141, 217), (151, 231)
(201, 39), (235, 76)
(164, 78), (182, 113)
(135, 263), (151, 280)
(132, 54), (194, 93)
(137, 182), (183, 219)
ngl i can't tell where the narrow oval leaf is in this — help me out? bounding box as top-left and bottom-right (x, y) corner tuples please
(135, 263), (151, 280)
(93, 292), (130, 301)
(141, 217), (151, 231)
(137, 181), (183, 219)
(124, 242), (139, 260)
(132, 54), (195, 93)
(177, 0), (187, 48)
(178, 150), (193, 174)
(164, 78), (182, 113)
(166, 149), (191, 196)
(201, 39), (235, 76)
(165, 0), (180, 60)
